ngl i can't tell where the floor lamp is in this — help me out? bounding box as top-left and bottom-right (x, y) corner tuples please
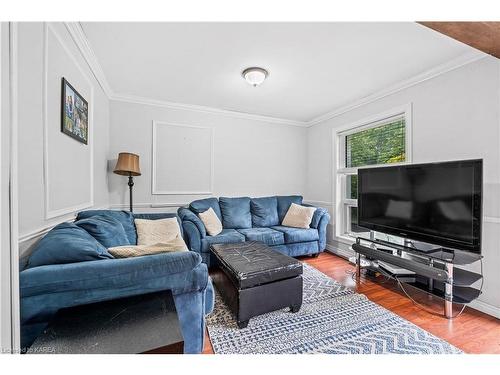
(113, 152), (141, 212)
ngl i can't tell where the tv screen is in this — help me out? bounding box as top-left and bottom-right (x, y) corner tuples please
(358, 159), (482, 253)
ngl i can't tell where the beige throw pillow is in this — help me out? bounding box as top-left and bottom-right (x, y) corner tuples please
(108, 237), (188, 258)
(282, 203), (316, 229)
(134, 218), (182, 246)
(198, 207), (223, 236)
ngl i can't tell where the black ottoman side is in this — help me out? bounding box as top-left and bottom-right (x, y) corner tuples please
(211, 241), (303, 328)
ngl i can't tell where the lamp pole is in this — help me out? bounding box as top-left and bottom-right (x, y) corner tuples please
(128, 173), (134, 212)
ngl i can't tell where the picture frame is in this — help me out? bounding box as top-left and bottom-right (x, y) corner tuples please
(61, 77), (89, 144)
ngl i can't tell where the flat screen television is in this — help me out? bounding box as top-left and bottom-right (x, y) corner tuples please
(357, 159), (482, 253)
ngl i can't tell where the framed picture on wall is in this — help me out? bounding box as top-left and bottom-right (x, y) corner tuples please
(61, 77), (88, 144)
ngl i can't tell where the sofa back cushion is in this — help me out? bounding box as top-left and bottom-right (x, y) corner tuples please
(250, 196), (279, 227)
(219, 197), (252, 229)
(77, 210), (137, 244)
(189, 198), (222, 221)
(27, 223), (113, 268)
(76, 215), (130, 248)
(277, 195), (303, 223)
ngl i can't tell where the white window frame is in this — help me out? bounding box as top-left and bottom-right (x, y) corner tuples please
(333, 104), (413, 245)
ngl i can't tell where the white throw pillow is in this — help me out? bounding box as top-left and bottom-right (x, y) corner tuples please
(134, 217), (182, 246)
(108, 238), (188, 258)
(198, 207), (223, 236)
(282, 203), (316, 229)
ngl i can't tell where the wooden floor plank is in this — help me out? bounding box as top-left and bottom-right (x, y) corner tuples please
(203, 252), (500, 354)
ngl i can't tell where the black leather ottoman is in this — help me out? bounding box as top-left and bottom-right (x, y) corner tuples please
(210, 241), (303, 328)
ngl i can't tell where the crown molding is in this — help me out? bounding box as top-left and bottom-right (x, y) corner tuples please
(64, 22), (114, 98)
(63, 22), (307, 127)
(306, 51), (488, 127)
(110, 93), (308, 127)
(63, 23), (487, 129)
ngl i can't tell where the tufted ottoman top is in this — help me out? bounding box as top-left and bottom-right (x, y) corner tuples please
(210, 241), (303, 289)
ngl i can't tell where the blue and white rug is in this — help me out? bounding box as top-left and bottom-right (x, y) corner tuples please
(206, 264), (461, 354)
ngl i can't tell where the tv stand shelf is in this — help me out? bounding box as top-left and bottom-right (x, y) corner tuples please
(353, 236), (483, 318)
(452, 268), (483, 287)
(363, 237), (483, 265)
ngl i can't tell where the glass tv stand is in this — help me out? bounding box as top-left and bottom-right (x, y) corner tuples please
(354, 235), (483, 319)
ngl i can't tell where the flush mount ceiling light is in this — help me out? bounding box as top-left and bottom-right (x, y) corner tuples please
(242, 67), (268, 87)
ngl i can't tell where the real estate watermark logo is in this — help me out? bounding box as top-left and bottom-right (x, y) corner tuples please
(1, 346), (56, 354)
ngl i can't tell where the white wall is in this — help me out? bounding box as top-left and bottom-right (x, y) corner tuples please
(306, 56), (500, 316)
(108, 100), (307, 212)
(16, 22), (111, 257)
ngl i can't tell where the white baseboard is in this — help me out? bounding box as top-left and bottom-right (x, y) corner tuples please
(468, 299), (500, 319)
(326, 243), (354, 260)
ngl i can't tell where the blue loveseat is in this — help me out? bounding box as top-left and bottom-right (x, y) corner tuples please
(20, 210), (214, 354)
(178, 195), (330, 266)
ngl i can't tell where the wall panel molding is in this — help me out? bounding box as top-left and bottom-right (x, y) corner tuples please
(109, 202), (188, 210)
(303, 200), (333, 207)
(18, 203), (109, 244)
(151, 121), (214, 195)
(43, 23), (94, 219)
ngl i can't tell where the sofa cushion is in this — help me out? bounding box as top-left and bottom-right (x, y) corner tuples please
(133, 213), (183, 235)
(108, 238), (188, 258)
(198, 207), (223, 236)
(189, 198), (222, 221)
(236, 228), (285, 246)
(134, 218), (182, 246)
(77, 210), (137, 244)
(200, 229), (245, 253)
(272, 225), (319, 244)
(219, 197), (252, 229)
(250, 196), (279, 227)
(277, 195), (303, 223)
(75, 215), (130, 248)
(27, 223), (113, 268)
(282, 203), (316, 229)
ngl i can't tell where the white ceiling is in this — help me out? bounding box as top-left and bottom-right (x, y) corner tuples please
(81, 22), (482, 123)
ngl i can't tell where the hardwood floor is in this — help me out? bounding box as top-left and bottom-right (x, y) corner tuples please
(202, 251), (500, 354)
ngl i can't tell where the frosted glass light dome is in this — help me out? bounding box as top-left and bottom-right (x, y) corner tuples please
(242, 67), (268, 86)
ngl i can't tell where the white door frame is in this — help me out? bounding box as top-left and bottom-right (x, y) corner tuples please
(0, 21), (20, 354)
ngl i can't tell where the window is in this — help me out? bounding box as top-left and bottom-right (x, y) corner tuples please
(335, 106), (411, 242)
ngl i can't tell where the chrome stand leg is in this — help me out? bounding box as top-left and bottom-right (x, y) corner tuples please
(428, 259), (434, 292)
(444, 262), (453, 318)
(356, 253), (361, 285)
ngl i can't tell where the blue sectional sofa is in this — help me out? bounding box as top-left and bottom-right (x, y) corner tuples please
(19, 210), (214, 354)
(178, 195), (330, 266)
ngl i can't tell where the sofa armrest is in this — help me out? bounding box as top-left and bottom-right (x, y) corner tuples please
(302, 204), (328, 229)
(317, 212), (330, 250)
(178, 208), (206, 238)
(20, 251), (207, 300)
(182, 221), (203, 254)
(303, 204), (330, 250)
(20, 251), (213, 354)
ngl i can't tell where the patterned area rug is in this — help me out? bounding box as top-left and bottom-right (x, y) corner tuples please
(206, 264), (462, 354)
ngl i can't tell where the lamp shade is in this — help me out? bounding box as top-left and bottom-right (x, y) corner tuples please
(113, 152), (141, 176)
